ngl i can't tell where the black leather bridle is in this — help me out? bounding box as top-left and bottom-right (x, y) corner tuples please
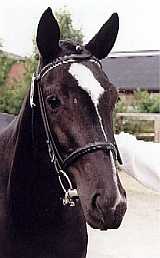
(30, 49), (121, 206)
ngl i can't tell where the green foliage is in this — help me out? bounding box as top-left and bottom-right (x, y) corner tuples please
(115, 90), (160, 114)
(0, 54), (15, 87)
(55, 7), (83, 44)
(0, 82), (27, 114)
(114, 90), (159, 136)
(0, 55), (37, 114)
(114, 99), (127, 113)
(134, 90), (160, 113)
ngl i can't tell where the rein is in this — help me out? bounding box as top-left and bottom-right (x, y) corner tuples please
(30, 50), (119, 207)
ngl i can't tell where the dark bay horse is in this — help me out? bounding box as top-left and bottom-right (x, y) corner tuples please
(0, 8), (127, 258)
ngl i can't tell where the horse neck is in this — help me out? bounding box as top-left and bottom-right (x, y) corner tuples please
(8, 91), (62, 232)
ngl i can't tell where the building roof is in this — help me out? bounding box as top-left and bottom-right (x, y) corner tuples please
(0, 50), (24, 61)
(102, 50), (160, 91)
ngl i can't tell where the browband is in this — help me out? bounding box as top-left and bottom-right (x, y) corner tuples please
(35, 54), (102, 81)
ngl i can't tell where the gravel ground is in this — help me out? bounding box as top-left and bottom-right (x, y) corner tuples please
(87, 172), (160, 258)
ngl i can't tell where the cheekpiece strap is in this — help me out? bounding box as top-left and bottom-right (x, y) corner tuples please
(30, 74), (36, 108)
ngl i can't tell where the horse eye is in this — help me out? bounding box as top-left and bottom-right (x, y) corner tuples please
(47, 96), (61, 109)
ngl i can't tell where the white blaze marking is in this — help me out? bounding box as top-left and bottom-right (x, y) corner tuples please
(69, 63), (122, 207)
(69, 63), (103, 106)
(69, 63), (107, 141)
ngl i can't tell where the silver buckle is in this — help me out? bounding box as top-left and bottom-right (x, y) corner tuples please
(57, 170), (79, 206)
(63, 189), (79, 207)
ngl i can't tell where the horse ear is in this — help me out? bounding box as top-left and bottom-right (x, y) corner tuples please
(36, 7), (60, 62)
(85, 13), (119, 60)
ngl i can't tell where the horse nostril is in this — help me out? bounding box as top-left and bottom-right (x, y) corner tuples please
(91, 193), (101, 209)
(123, 189), (127, 198)
(115, 201), (127, 218)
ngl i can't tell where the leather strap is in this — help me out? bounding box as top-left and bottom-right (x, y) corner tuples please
(62, 142), (117, 170)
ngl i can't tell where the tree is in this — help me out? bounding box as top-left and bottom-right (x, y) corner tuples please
(0, 8), (84, 114)
(55, 7), (83, 44)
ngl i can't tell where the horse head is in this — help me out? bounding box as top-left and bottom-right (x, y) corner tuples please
(35, 7), (127, 230)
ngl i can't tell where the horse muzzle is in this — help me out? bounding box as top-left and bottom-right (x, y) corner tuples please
(86, 192), (127, 230)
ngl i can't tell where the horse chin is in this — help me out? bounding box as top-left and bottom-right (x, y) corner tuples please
(86, 216), (123, 231)
(85, 209), (124, 231)
(85, 212), (108, 231)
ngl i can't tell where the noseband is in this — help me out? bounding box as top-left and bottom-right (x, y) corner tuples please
(30, 49), (120, 206)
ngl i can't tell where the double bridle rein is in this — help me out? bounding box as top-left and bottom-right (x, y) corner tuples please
(30, 48), (120, 206)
